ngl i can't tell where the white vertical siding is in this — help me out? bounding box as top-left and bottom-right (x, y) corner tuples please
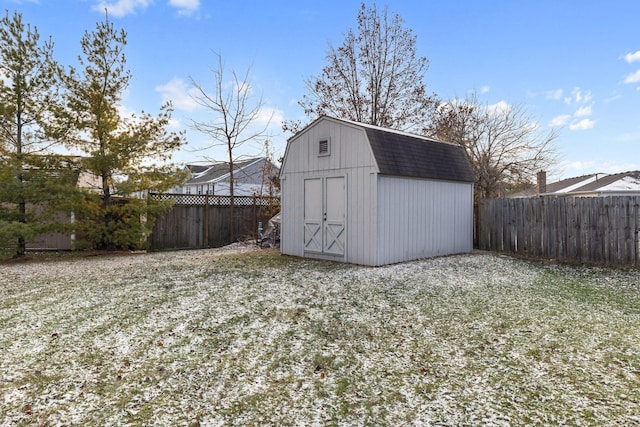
(279, 175), (303, 257)
(282, 117), (474, 267)
(344, 168), (377, 265)
(376, 176), (473, 265)
(280, 118), (377, 174)
(280, 118), (378, 264)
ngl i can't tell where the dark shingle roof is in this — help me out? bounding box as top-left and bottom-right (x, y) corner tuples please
(572, 171), (640, 193)
(186, 158), (261, 184)
(186, 164), (211, 174)
(547, 174), (598, 193)
(363, 126), (475, 183)
(508, 171), (640, 197)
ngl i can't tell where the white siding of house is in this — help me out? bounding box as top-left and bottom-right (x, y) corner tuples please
(280, 118), (378, 265)
(170, 158), (276, 196)
(376, 176), (473, 265)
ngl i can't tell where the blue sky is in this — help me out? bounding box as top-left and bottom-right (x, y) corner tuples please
(8, 0), (640, 180)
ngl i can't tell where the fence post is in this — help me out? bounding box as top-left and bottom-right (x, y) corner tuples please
(204, 194), (209, 248)
(635, 196), (640, 266)
(253, 195), (258, 241)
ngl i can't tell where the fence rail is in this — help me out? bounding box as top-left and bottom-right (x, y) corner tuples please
(478, 196), (640, 266)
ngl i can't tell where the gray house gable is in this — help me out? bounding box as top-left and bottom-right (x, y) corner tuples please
(186, 158), (262, 185)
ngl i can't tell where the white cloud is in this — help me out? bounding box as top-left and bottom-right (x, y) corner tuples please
(569, 118), (595, 131)
(485, 100), (511, 117)
(564, 87), (592, 105)
(169, 0), (199, 15)
(574, 105), (592, 117)
(598, 161), (640, 174)
(549, 114), (571, 127)
(480, 85), (490, 94)
(545, 89), (563, 100)
(91, 0), (199, 17)
(235, 80), (252, 98)
(624, 50), (640, 63)
(115, 103), (147, 131)
(562, 160), (596, 173)
(604, 93), (622, 103)
(156, 77), (201, 111)
(167, 117), (182, 130)
(624, 70), (640, 84)
(92, 0), (152, 17)
(117, 104), (135, 118)
(256, 106), (284, 128)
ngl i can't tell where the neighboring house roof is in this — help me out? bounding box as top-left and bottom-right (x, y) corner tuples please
(509, 171), (640, 197)
(186, 164), (211, 175)
(548, 174), (601, 194)
(320, 116), (475, 183)
(511, 174), (602, 197)
(570, 171), (640, 195)
(185, 158), (264, 185)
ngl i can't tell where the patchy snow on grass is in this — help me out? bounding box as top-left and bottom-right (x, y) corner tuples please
(1, 248), (640, 426)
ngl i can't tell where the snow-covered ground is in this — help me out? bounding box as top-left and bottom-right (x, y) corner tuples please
(1, 248), (640, 426)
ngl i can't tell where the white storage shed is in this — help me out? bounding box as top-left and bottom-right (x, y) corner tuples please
(279, 116), (475, 266)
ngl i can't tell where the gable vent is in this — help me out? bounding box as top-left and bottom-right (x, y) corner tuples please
(318, 138), (330, 156)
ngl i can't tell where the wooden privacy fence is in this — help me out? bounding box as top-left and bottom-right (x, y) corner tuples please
(478, 196), (640, 266)
(148, 193), (279, 251)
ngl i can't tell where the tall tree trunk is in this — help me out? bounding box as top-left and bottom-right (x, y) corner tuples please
(102, 170), (114, 250)
(16, 111), (26, 258)
(228, 148), (235, 243)
(16, 197), (26, 257)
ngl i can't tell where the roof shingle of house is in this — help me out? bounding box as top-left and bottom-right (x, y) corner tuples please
(509, 170), (640, 197)
(572, 171), (640, 193)
(186, 158), (261, 185)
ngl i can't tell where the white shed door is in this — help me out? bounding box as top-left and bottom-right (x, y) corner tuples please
(304, 178), (323, 252)
(324, 177), (346, 255)
(303, 176), (346, 256)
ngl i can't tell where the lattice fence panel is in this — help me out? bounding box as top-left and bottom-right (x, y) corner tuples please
(149, 193), (279, 207)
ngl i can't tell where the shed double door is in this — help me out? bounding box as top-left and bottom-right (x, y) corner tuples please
(304, 176), (346, 256)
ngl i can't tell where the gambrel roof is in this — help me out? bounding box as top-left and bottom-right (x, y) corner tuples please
(314, 116), (475, 183)
(363, 126), (474, 182)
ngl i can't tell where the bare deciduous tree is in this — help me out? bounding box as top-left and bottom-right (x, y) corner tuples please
(429, 93), (558, 200)
(287, 2), (435, 134)
(255, 140), (280, 219)
(190, 54), (271, 241)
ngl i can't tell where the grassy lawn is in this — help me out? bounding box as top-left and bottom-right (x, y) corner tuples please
(1, 248), (640, 426)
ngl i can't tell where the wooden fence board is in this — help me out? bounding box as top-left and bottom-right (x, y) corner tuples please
(479, 196), (640, 266)
(148, 194), (279, 251)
